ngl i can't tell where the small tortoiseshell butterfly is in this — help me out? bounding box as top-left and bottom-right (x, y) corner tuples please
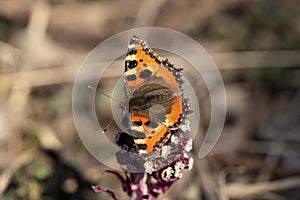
(115, 35), (190, 155)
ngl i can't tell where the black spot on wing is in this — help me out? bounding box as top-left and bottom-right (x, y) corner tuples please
(125, 60), (138, 71)
(127, 74), (137, 81)
(133, 120), (142, 126)
(127, 49), (137, 55)
(139, 69), (152, 79)
(155, 58), (161, 64)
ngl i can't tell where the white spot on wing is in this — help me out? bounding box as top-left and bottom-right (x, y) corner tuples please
(125, 68), (137, 76)
(128, 44), (135, 49)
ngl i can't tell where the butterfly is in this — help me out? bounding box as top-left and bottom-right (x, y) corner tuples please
(115, 35), (190, 155)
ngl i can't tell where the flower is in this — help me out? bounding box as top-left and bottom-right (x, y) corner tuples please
(93, 116), (194, 199)
(93, 153), (193, 200)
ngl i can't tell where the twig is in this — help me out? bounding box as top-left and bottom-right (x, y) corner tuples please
(0, 66), (77, 90)
(211, 50), (300, 70)
(198, 158), (219, 199)
(133, 0), (168, 27)
(0, 50), (299, 90)
(225, 176), (300, 199)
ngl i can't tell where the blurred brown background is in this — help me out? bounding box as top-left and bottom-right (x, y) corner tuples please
(0, 0), (299, 199)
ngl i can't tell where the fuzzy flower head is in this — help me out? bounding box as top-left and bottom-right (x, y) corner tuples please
(93, 121), (194, 200)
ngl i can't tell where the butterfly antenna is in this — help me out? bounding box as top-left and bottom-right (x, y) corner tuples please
(88, 85), (125, 133)
(88, 85), (123, 104)
(102, 118), (114, 133)
(88, 85), (166, 136)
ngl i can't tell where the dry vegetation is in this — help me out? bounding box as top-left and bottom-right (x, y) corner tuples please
(0, 0), (299, 199)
